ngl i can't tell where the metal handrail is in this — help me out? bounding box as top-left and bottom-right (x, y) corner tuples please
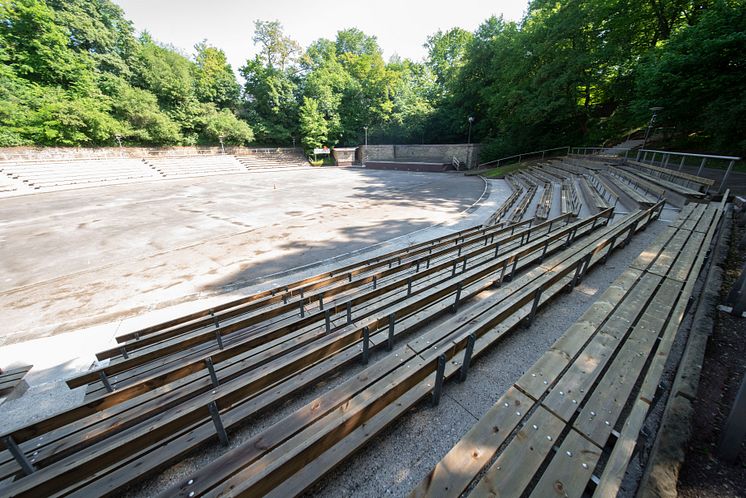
(479, 146), (570, 168)
(637, 149), (740, 161)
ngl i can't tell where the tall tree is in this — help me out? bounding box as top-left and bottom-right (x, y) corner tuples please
(193, 41), (240, 109)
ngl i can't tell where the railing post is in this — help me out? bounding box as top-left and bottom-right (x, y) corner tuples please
(719, 160), (734, 193)
(678, 156), (685, 171)
(697, 157), (707, 176)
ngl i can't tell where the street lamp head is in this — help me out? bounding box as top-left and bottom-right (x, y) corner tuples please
(649, 106), (664, 112)
(468, 116), (475, 124)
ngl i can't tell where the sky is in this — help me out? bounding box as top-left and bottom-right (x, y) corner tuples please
(112, 0), (529, 71)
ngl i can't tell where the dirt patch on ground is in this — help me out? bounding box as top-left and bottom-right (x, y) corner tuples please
(678, 208), (746, 498)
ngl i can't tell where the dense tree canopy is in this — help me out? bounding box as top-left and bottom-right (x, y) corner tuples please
(0, 0), (743, 158)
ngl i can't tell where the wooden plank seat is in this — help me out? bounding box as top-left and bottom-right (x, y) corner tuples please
(91, 216), (555, 365)
(410, 198), (725, 498)
(619, 166), (706, 198)
(564, 157), (604, 171)
(528, 167), (558, 183)
(78, 214), (583, 403)
(587, 172), (620, 206)
(0, 210), (623, 494)
(625, 160), (715, 191)
(110, 219), (523, 348)
(539, 163), (572, 180)
(0, 366), (32, 397)
(78, 216), (573, 400)
(509, 186), (538, 223)
(552, 161), (588, 176)
(579, 176), (610, 212)
(535, 183), (553, 219)
(603, 169), (659, 207)
(561, 178), (581, 216)
(484, 188), (523, 227)
(155, 205), (663, 498)
(516, 172), (539, 189)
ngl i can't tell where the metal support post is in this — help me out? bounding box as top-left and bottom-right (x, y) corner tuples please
(214, 329), (224, 350)
(388, 313), (396, 351)
(210, 310), (219, 329)
(2, 436), (36, 475)
(346, 302), (352, 324)
(207, 401), (229, 446)
(451, 283), (463, 313)
(325, 309), (331, 333)
(362, 326), (370, 364)
(205, 357), (219, 387)
(99, 371), (114, 392)
(431, 355), (446, 406)
(119, 346), (129, 360)
(459, 334), (476, 383)
(527, 287), (543, 324)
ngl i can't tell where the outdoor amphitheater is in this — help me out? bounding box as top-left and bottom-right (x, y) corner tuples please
(0, 142), (743, 498)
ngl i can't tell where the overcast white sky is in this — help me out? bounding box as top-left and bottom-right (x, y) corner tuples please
(113, 0), (528, 71)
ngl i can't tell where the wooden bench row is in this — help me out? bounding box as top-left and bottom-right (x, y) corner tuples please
(509, 186), (538, 223)
(111, 217), (509, 347)
(578, 175), (611, 212)
(156, 204), (664, 498)
(625, 159), (715, 189)
(605, 168), (661, 206)
(0, 366), (32, 397)
(484, 188), (523, 227)
(79, 217), (570, 401)
(0, 211), (620, 495)
(561, 178), (581, 216)
(0, 215), (585, 462)
(535, 183), (553, 219)
(410, 199), (725, 498)
(620, 166), (706, 198)
(89, 216), (550, 370)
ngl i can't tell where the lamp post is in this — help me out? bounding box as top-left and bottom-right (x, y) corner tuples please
(467, 116), (474, 144)
(363, 126), (368, 165)
(114, 134), (123, 157)
(642, 106), (663, 149)
(218, 134), (225, 154)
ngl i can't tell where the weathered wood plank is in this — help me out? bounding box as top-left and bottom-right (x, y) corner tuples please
(408, 388), (532, 498)
(528, 428), (602, 498)
(469, 407), (565, 498)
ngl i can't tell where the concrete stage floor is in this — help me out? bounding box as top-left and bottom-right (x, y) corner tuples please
(0, 168), (487, 346)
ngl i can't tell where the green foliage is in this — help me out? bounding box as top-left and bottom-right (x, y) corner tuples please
(193, 41), (240, 109)
(0, 0), (742, 156)
(298, 97), (329, 152)
(0, 0), (93, 89)
(202, 105), (254, 145)
(632, 1), (746, 152)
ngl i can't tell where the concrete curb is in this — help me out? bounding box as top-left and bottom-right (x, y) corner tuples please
(636, 207), (732, 498)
